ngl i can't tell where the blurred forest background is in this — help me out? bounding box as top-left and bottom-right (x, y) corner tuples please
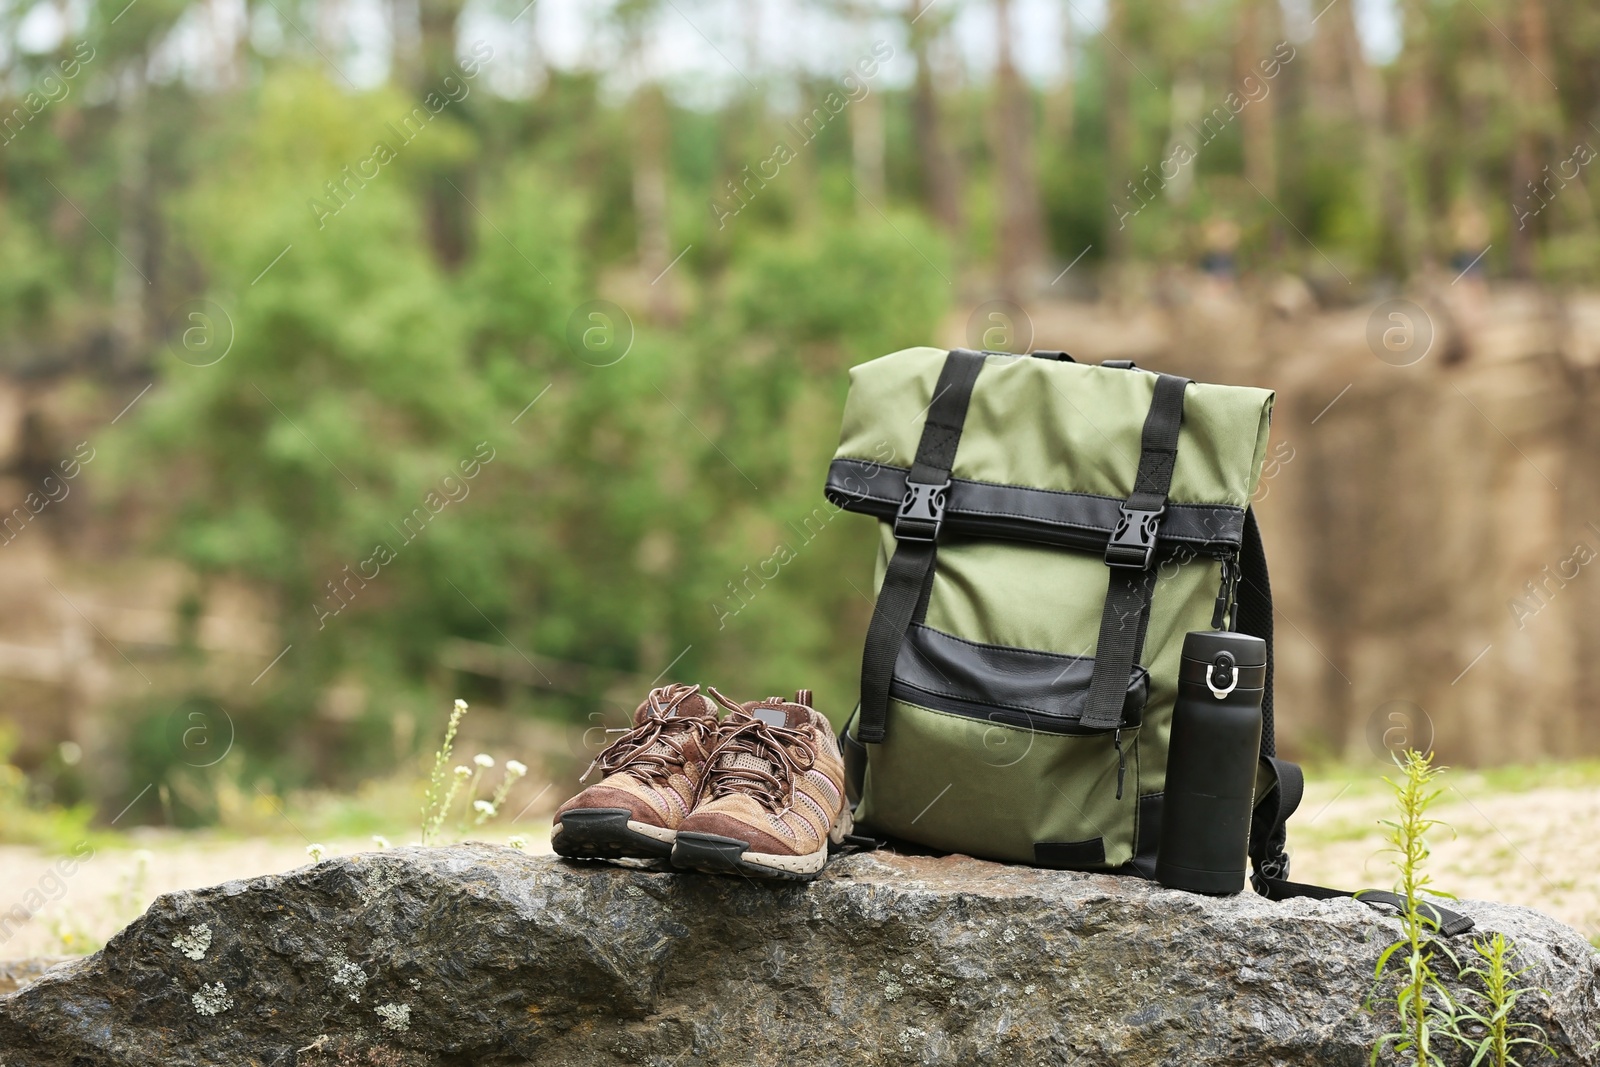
(4, 0), (1600, 840)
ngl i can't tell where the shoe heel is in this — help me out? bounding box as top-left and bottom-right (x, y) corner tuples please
(553, 808), (673, 860)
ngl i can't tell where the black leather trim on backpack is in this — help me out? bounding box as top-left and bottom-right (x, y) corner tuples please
(1035, 838), (1107, 868)
(891, 625), (1148, 733)
(825, 458), (1246, 556)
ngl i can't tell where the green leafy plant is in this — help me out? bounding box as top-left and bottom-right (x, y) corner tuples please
(1369, 748), (1460, 1067)
(1447, 932), (1554, 1067)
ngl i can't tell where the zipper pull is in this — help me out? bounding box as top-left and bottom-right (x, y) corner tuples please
(1211, 557), (1234, 629)
(1113, 729), (1126, 800)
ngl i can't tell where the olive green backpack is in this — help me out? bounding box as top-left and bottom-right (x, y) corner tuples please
(827, 346), (1468, 929)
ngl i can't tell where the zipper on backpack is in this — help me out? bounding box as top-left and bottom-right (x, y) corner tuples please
(1113, 729), (1126, 800)
(1211, 554), (1240, 630)
(887, 680), (1136, 737)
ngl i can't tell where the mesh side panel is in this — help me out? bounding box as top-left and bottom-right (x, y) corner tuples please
(722, 752), (773, 775)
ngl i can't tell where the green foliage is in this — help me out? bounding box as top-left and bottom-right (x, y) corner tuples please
(1369, 749), (1460, 1067)
(1447, 932), (1555, 1067)
(0, 728), (98, 851)
(730, 216), (951, 364)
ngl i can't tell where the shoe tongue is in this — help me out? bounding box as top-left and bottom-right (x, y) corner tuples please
(743, 698), (810, 731)
(634, 688), (711, 727)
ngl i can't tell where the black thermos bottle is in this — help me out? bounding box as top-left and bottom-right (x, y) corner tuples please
(1155, 629), (1267, 895)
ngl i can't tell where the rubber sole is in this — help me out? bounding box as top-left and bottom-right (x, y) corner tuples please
(670, 831), (830, 882)
(551, 808), (675, 861)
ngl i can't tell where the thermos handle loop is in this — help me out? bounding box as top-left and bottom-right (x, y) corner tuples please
(1206, 652), (1239, 700)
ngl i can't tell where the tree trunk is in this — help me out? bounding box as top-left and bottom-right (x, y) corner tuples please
(1044, 4), (1074, 148)
(1325, 0), (1404, 278)
(1235, 0), (1278, 250)
(633, 83), (679, 324)
(1503, 0), (1560, 278)
(907, 1), (963, 234)
(417, 0), (469, 268)
(851, 83), (886, 209)
(113, 63), (149, 362)
(1103, 0), (1132, 264)
(993, 0), (1045, 300)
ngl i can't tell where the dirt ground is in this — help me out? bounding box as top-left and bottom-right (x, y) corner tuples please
(2, 769), (1596, 961)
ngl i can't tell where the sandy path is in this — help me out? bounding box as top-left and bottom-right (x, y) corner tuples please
(1286, 775), (1600, 939)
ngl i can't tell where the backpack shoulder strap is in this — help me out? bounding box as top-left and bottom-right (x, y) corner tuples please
(1238, 512), (1474, 936)
(856, 349), (986, 744)
(1235, 506), (1276, 756)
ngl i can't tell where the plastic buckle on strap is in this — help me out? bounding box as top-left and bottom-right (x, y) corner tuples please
(1105, 504), (1165, 569)
(894, 478), (950, 543)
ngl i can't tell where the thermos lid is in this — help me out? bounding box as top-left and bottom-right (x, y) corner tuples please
(1180, 630), (1267, 668)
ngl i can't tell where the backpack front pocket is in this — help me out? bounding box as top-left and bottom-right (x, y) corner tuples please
(857, 700), (1140, 866)
(854, 625), (1146, 867)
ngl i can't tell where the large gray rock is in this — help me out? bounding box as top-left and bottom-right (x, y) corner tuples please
(1, 845), (1596, 1066)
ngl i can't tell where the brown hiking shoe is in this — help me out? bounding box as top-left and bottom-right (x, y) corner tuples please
(552, 683), (719, 861)
(671, 688), (852, 881)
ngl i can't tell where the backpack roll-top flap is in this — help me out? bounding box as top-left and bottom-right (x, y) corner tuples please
(832, 347), (1276, 870)
(828, 347), (1274, 546)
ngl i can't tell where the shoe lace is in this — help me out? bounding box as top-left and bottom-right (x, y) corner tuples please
(703, 688), (817, 811)
(580, 683), (713, 784)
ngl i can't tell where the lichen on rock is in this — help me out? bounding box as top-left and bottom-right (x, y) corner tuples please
(170, 923), (212, 961)
(190, 981), (232, 1016)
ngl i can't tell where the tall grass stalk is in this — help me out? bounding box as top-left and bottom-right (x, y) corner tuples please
(1449, 932), (1553, 1067)
(1369, 748), (1459, 1067)
(421, 699), (469, 845)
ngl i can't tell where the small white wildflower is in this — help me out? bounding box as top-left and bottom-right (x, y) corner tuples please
(473, 799), (495, 816)
(371, 835), (391, 849)
(191, 981), (233, 1015)
(376, 1002), (411, 1032)
(306, 844), (326, 863)
(506, 835), (527, 850)
(473, 753), (494, 769)
(454, 698), (468, 712)
(453, 765), (472, 780)
(505, 759), (527, 778)
(171, 923), (212, 961)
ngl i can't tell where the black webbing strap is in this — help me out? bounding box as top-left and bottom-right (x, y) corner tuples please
(1249, 755), (1302, 887)
(1259, 879), (1476, 937)
(1249, 758), (1475, 937)
(1236, 507), (1276, 757)
(1081, 373), (1191, 731)
(856, 350), (987, 744)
